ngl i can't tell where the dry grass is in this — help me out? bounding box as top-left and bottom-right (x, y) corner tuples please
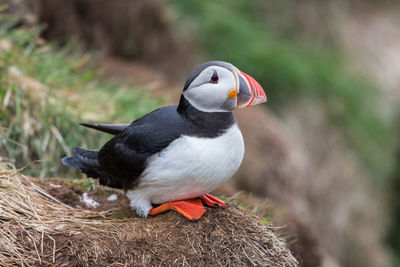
(0, 163), (298, 266)
(0, 163), (108, 266)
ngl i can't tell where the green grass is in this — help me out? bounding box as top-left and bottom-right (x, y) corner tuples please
(168, 0), (395, 184)
(0, 14), (160, 178)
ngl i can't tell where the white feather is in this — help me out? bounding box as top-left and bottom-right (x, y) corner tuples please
(126, 124), (244, 217)
(107, 194), (118, 201)
(183, 66), (237, 112)
(80, 192), (100, 208)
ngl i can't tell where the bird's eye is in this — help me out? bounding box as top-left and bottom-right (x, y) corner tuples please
(210, 71), (219, 83)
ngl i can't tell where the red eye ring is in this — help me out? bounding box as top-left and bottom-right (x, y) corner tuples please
(210, 71), (219, 83)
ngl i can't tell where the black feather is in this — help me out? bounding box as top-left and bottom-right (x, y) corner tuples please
(73, 147), (100, 167)
(61, 156), (84, 169)
(63, 97), (235, 190)
(61, 147), (102, 179)
(80, 123), (129, 135)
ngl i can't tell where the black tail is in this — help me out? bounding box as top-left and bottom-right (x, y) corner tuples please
(62, 147), (102, 178)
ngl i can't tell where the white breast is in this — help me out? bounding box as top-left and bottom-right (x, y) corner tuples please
(135, 124), (244, 204)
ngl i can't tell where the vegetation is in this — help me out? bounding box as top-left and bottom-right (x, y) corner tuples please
(0, 14), (159, 178)
(1, 1), (398, 265)
(168, 0), (395, 184)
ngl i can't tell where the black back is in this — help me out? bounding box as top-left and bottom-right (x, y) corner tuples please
(97, 96), (236, 189)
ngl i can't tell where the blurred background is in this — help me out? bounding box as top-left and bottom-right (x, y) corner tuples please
(1, 0), (399, 266)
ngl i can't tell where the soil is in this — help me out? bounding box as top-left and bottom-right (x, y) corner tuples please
(36, 178), (133, 218)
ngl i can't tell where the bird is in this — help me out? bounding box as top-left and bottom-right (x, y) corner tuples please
(62, 61), (267, 221)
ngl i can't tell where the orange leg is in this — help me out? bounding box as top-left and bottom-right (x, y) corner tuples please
(148, 194), (228, 221)
(149, 198), (206, 221)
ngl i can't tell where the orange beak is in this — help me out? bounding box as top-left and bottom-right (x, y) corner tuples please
(236, 70), (267, 108)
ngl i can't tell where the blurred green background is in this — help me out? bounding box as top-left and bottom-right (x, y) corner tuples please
(1, 0), (399, 266)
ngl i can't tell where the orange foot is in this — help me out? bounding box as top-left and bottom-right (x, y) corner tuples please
(200, 194), (229, 208)
(148, 194), (228, 221)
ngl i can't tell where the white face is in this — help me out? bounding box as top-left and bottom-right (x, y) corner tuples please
(182, 66), (237, 112)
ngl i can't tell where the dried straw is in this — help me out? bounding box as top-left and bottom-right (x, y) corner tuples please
(0, 163), (107, 266)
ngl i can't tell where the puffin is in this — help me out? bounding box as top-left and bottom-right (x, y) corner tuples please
(62, 61), (267, 221)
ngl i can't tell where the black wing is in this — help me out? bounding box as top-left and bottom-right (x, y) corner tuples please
(97, 106), (184, 189)
(80, 123), (129, 135)
(94, 97), (236, 190)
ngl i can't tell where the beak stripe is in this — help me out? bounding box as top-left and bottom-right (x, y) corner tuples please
(239, 71), (267, 107)
(251, 79), (259, 98)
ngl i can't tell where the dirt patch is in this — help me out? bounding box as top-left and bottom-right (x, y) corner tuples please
(36, 178), (134, 218)
(0, 166), (298, 266)
(37, 179), (84, 207)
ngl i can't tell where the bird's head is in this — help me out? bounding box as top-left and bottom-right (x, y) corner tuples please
(182, 61), (267, 112)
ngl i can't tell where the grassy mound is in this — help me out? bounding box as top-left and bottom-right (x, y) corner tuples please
(0, 163), (297, 266)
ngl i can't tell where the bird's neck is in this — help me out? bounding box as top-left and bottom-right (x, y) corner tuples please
(177, 96), (236, 131)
